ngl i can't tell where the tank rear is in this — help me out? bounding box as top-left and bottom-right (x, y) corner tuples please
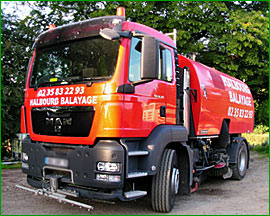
(178, 55), (254, 137)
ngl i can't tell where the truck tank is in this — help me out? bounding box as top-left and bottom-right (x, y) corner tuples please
(178, 55), (254, 137)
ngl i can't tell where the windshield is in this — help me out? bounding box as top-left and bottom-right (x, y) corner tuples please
(30, 37), (120, 88)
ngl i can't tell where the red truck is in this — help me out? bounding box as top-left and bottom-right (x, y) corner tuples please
(19, 8), (254, 212)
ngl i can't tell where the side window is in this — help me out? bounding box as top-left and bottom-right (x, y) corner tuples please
(158, 48), (165, 80)
(159, 47), (173, 82)
(129, 38), (141, 82)
(164, 49), (173, 82)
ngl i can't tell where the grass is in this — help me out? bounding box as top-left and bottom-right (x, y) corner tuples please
(1, 163), (22, 169)
(251, 143), (269, 154)
(251, 143), (269, 157)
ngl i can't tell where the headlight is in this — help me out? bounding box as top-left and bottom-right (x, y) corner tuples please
(97, 162), (121, 172)
(22, 152), (28, 161)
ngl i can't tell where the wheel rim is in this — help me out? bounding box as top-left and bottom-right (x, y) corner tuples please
(238, 147), (246, 173)
(171, 168), (179, 195)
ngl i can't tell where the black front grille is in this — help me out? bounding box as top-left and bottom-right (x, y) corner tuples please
(31, 106), (95, 137)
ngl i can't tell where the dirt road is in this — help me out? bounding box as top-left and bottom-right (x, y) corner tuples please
(1, 152), (269, 215)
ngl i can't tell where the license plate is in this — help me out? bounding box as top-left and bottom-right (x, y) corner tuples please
(44, 157), (68, 168)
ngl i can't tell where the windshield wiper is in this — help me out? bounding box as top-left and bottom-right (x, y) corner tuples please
(70, 77), (111, 82)
(69, 77), (111, 86)
(34, 80), (67, 91)
(65, 77), (93, 87)
(34, 76), (111, 90)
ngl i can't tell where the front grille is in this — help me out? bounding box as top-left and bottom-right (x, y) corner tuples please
(31, 106), (95, 137)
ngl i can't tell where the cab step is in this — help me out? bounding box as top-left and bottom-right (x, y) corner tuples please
(127, 172), (148, 178)
(124, 190), (147, 199)
(128, 151), (149, 156)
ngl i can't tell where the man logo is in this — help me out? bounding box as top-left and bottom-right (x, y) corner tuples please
(45, 117), (72, 126)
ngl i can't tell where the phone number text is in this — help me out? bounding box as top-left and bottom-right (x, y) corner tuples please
(227, 106), (253, 119)
(37, 86), (85, 97)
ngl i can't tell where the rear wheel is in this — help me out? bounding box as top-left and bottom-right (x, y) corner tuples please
(151, 149), (179, 212)
(230, 141), (248, 180)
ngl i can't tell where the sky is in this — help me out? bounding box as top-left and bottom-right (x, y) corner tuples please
(2, 1), (33, 19)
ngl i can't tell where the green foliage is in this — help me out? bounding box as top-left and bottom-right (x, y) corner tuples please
(251, 142), (269, 157)
(253, 125), (269, 134)
(243, 124), (269, 157)
(193, 6), (269, 127)
(1, 11), (36, 143)
(256, 99), (269, 127)
(1, 163), (22, 169)
(243, 124), (269, 147)
(243, 132), (269, 145)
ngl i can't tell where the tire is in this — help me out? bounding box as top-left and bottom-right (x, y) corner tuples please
(230, 141), (248, 180)
(151, 149), (179, 212)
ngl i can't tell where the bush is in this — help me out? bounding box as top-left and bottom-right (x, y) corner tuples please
(243, 125), (269, 156)
(243, 133), (269, 146)
(253, 125), (269, 134)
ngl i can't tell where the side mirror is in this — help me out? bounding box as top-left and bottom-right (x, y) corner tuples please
(141, 37), (159, 80)
(99, 28), (120, 40)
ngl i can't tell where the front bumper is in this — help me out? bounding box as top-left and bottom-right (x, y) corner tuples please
(22, 136), (125, 199)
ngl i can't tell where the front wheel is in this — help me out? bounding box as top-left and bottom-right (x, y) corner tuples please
(151, 149), (179, 212)
(230, 141), (248, 180)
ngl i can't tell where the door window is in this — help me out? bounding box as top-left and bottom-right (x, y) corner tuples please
(129, 38), (173, 83)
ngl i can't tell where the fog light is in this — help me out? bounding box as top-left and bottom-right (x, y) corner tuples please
(22, 152), (28, 161)
(96, 174), (109, 181)
(22, 162), (29, 169)
(96, 174), (121, 182)
(97, 162), (121, 172)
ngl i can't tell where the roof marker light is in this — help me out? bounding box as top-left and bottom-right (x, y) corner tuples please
(48, 24), (56, 30)
(116, 7), (125, 17)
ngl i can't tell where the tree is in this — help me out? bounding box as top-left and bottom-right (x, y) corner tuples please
(1, 10), (36, 150)
(197, 9), (269, 126)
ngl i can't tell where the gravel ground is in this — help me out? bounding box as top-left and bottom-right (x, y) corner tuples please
(1, 152), (269, 215)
